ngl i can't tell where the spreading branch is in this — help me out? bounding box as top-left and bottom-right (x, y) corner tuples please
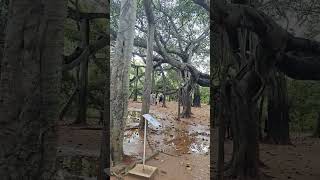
(62, 35), (109, 71)
(211, 1), (320, 80)
(67, 7), (109, 20)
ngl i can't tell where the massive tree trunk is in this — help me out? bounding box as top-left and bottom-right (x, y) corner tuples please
(225, 71), (262, 179)
(181, 83), (192, 118)
(0, 0), (8, 76)
(205, 0), (320, 178)
(212, 1), (262, 178)
(313, 112), (320, 138)
(75, 19), (90, 125)
(211, 0), (320, 80)
(258, 94), (265, 141)
(181, 69), (192, 118)
(99, 82), (109, 180)
(0, 0), (65, 179)
(110, 0), (137, 164)
(99, 4), (110, 178)
(193, 84), (201, 107)
(152, 68), (155, 92)
(265, 71), (290, 144)
(0, 32), (3, 75)
(140, 0), (155, 129)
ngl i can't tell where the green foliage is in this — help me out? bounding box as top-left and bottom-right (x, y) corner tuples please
(200, 87), (210, 104)
(287, 79), (320, 132)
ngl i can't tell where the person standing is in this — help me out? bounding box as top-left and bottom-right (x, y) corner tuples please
(159, 93), (163, 105)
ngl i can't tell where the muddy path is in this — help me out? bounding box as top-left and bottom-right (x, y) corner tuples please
(56, 101), (320, 180)
(117, 101), (210, 180)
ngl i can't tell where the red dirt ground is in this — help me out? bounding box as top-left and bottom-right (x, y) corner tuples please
(57, 101), (320, 180)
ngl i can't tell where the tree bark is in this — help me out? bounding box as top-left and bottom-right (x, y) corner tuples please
(313, 112), (320, 138)
(265, 72), (290, 144)
(258, 94), (265, 141)
(0, 0), (8, 76)
(212, 1), (262, 178)
(152, 68), (155, 92)
(99, 91), (109, 180)
(0, 33), (3, 76)
(210, 0), (320, 178)
(212, 1), (320, 81)
(177, 88), (181, 121)
(181, 83), (192, 118)
(140, 0), (155, 129)
(110, 0), (137, 164)
(192, 84), (201, 107)
(75, 19), (90, 125)
(226, 71), (261, 179)
(99, 7), (110, 178)
(133, 66), (138, 101)
(0, 0), (65, 179)
(181, 70), (192, 118)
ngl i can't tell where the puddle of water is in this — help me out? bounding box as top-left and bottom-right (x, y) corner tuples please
(124, 110), (210, 157)
(123, 129), (143, 157)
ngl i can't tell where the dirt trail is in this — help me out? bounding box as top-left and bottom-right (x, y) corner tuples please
(260, 135), (320, 180)
(120, 101), (210, 180)
(56, 101), (320, 180)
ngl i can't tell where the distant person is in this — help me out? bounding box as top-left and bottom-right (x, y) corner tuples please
(159, 93), (163, 105)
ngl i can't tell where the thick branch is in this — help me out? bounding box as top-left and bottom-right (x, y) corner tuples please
(154, 33), (210, 86)
(193, 0), (209, 11)
(112, 28), (184, 58)
(276, 52), (320, 80)
(62, 35), (108, 71)
(67, 7), (109, 20)
(213, 2), (320, 80)
(64, 47), (83, 64)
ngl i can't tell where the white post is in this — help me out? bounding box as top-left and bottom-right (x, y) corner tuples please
(143, 118), (147, 169)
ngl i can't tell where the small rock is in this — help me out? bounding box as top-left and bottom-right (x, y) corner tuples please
(187, 167), (192, 171)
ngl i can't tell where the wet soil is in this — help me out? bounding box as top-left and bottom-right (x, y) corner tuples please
(56, 101), (320, 180)
(120, 101), (210, 180)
